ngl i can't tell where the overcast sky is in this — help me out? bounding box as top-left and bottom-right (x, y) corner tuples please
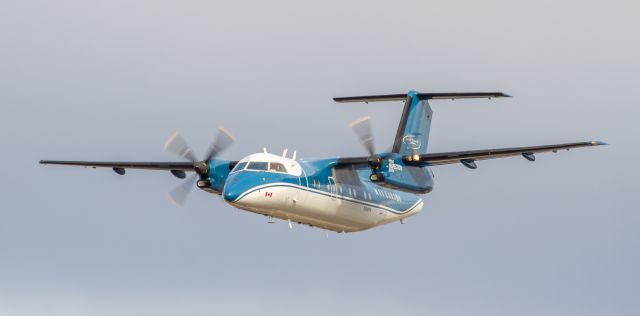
(1, 0), (638, 315)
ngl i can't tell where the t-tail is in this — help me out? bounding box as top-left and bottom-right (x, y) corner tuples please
(336, 90), (510, 157)
(334, 90), (511, 192)
(392, 90), (434, 156)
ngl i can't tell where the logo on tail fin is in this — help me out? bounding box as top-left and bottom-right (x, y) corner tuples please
(402, 135), (422, 150)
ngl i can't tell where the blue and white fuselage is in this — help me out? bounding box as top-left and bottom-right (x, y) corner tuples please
(40, 90), (605, 233)
(222, 153), (425, 232)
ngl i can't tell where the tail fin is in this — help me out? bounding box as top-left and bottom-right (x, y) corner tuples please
(334, 90), (510, 193)
(392, 90), (432, 155)
(334, 91), (510, 156)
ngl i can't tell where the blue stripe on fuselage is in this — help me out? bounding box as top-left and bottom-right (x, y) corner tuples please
(222, 158), (424, 214)
(231, 182), (422, 215)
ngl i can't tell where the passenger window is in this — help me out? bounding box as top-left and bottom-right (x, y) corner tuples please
(269, 162), (287, 173)
(231, 162), (247, 172)
(246, 161), (268, 171)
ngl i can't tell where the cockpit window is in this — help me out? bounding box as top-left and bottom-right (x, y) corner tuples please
(246, 161), (268, 171)
(269, 162), (287, 173)
(231, 162), (247, 172)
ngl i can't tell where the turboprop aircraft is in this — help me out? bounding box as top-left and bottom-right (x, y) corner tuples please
(40, 90), (606, 233)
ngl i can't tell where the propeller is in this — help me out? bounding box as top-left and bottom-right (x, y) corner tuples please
(164, 127), (236, 206)
(349, 116), (375, 156)
(164, 132), (198, 162)
(349, 116), (384, 181)
(168, 174), (198, 207)
(204, 127), (236, 161)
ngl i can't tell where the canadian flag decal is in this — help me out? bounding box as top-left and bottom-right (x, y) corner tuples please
(265, 192), (273, 198)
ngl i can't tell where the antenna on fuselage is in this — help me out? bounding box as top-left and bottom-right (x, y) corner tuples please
(292, 150), (297, 160)
(263, 147), (267, 154)
(282, 148), (288, 158)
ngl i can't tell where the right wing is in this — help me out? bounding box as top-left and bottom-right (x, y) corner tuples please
(403, 141), (607, 168)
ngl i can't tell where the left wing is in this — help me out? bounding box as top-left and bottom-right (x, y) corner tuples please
(39, 160), (196, 171)
(38, 160), (239, 175)
(39, 160), (199, 177)
(403, 141), (607, 169)
(39, 129), (239, 206)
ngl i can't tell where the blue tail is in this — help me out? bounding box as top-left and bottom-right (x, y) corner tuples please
(392, 90), (433, 156)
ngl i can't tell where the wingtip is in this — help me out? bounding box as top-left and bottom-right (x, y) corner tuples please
(502, 93), (513, 98)
(591, 140), (608, 146)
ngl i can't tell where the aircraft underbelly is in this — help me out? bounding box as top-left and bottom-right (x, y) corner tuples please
(298, 189), (385, 231)
(232, 185), (392, 232)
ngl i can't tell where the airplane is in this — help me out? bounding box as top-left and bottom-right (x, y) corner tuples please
(40, 90), (606, 233)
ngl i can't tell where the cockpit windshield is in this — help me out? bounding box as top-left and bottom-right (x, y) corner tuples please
(246, 161), (268, 171)
(231, 160), (289, 174)
(230, 153), (300, 176)
(231, 162), (247, 172)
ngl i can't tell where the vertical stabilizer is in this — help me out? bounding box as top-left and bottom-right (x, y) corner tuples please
(392, 90), (433, 156)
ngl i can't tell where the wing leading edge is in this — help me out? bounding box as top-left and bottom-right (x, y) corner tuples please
(403, 141), (607, 168)
(39, 160), (196, 172)
(39, 160), (196, 170)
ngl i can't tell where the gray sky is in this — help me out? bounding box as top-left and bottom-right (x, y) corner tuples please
(1, 0), (638, 315)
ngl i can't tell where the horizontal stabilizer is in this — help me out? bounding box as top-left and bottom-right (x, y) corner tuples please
(333, 92), (511, 103)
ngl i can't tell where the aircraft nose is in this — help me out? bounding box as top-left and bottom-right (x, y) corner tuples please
(222, 170), (269, 205)
(222, 174), (243, 203)
(223, 189), (240, 203)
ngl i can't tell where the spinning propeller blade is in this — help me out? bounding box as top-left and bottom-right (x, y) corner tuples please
(204, 127), (236, 161)
(164, 127), (236, 207)
(348, 116), (387, 180)
(164, 132), (198, 162)
(168, 174), (197, 207)
(350, 116), (375, 156)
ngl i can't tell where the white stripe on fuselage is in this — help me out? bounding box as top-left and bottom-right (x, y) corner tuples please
(228, 182), (423, 232)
